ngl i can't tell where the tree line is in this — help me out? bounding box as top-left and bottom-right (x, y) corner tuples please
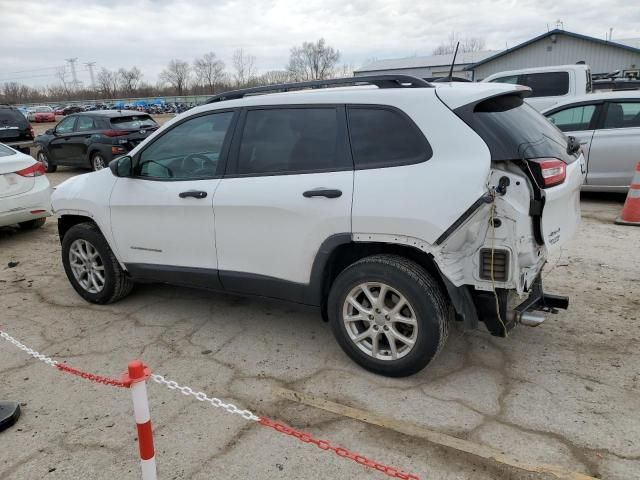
(1, 39), (348, 104)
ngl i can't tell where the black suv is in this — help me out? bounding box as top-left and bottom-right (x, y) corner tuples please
(34, 111), (159, 172)
(0, 105), (34, 154)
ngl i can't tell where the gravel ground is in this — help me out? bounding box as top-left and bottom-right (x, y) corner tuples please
(1, 121), (638, 479)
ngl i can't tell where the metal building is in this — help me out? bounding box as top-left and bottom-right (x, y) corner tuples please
(469, 29), (640, 80)
(354, 51), (500, 80)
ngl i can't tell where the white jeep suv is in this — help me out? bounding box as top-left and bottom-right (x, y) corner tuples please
(51, 75), (584, 377)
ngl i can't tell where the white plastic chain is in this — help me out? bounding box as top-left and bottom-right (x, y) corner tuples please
(151, 374), (260, 422)
(0, 330), (59, 367)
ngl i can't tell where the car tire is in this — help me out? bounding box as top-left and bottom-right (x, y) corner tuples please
(91, 152), (107, 171)
(36, 150), (56, 173)
(19, 218), (46, 230)
(61, 222), (134, 304)
(327, 254), (449, 377)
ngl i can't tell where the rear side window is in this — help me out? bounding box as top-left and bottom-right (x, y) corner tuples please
(603, 102), (640, 129)
(347, 107), (431, 169)
(546, 105), (597, 132)
(76, 116), (95, 131)
(490, 72), (570, 97)
(0, 144), (14, 156)
(455, 94), (575, 163)
(110, 115), (157, 130)
(236, 108), (347, 175)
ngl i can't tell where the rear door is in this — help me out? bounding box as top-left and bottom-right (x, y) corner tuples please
(588, 100), (640, 188)
(213, 106), (353, 298)
(70, 115), (98, 165)
(48, 116), (78, 164)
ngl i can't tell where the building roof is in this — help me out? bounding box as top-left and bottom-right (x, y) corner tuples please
(468, 29), (640, 69)
(355, 50), (501, 73)
(617, 38), (640, 49)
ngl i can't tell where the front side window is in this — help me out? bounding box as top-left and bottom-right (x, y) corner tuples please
(347, 107), (431, 169)
(236, 108), (344, 175)
(603, 102), (640, 129)
(76, 116), (95, 131)
(547, 105), (597, 132)
(136, 111), (234, 179)
(56, 116), (76, 134)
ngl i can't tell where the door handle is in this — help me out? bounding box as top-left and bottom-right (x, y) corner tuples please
(179, 190), (208, 199)
(302, 188), (342, 198)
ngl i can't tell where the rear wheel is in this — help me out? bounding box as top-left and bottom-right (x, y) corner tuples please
(19, 218), (46, 230)
(91, 152), (106, 171)
(61, 223), (133, 304)
(37, 150), (56, 173)
(328, 254), (449, 377)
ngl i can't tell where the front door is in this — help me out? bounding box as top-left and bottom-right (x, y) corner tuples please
(109, 110), (237, 284)
(213, 106), (353, 299)
(49, 116), (78, 164)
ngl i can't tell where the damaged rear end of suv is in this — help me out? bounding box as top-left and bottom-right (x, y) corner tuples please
(433, 83), (585, 338)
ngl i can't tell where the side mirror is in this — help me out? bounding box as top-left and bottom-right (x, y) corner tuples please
(109, 156), (133, 177)
(45, 128), (54, 135)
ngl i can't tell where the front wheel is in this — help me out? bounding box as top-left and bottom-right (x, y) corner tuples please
(328, 254), (449, 377)
(61, 223), (133, 304)
(37, 150), (56, 173)
(91, 152), (107, 171)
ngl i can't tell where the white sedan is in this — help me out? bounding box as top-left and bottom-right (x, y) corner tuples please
(0, 143), (52, 229)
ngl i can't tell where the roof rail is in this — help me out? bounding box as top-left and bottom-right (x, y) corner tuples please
(205, 75), (433, 103)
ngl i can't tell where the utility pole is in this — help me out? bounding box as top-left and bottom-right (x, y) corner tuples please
(85, 62), (96, 89)
(66, 57), (80, 90)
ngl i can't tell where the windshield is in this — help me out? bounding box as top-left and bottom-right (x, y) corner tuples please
(110, 115), (158, 130)
(455, 94), (576, 163)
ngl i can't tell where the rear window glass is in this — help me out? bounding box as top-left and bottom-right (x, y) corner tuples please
(347, 107), (432, 169)
(110, 115), (157, 130)
(0, 144), (15, 156)
(456, 94), (574, 163)
(0, 109), (26, 124)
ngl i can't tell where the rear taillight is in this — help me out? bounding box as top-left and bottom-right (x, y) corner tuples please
(104, 129), (129, 137)
(16, 162), (46, 177)
(27, 123), (34, 138)
(528, 158), (566, 188)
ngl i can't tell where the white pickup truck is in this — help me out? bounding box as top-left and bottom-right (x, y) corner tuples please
(483, 64), (592, 111)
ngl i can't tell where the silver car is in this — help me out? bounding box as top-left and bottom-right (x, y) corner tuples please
(542, 91), (640, 192)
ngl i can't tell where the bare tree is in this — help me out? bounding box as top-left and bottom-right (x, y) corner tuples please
(118, 67), (143, 94)
(193, 52), (227, 93)
(55, 66), (72, 98)
(258, 70), (292, 85)
(97, 68), (119, 98)
(433, 32), (485, 55)
(333, 63), (354, 78)
(159, 59), (191, 95)
(232, 48), (256, 87)
(287, 38), (340, 81)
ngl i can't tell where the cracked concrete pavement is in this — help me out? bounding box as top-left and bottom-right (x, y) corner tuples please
(1, 164), (638, 479)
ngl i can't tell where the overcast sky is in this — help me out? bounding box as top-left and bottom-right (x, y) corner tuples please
(1, 0), (639, 87)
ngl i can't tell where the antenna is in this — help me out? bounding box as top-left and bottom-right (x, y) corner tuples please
(446, 42), (460, 82)
(85, 62), (96, 89)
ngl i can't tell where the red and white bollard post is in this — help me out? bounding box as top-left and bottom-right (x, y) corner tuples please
(126, 360), (157, 480)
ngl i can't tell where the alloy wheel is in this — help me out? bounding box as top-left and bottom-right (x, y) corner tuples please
(342, 282), (418, 361)
(37, 151), (49, 170)
(92, 154), (105, 171)
(69, 239), (105, 293)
